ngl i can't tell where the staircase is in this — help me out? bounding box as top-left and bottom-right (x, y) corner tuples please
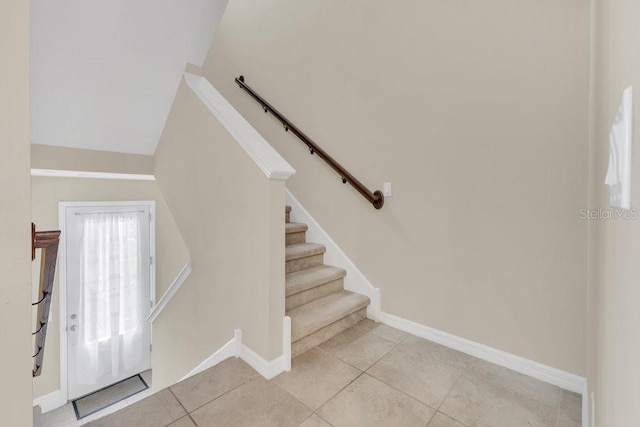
(285, 205), (370, 358)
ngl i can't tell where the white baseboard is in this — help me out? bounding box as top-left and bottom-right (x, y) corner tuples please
(285, 190), (381, 319)
(182, 321), (289, 383)
(33, 389), (66, 414)
(179, 333), (238, 382)
(234, 328), (287, 380)
(239, 347), (285, 380)
(376, 311), (587, 395)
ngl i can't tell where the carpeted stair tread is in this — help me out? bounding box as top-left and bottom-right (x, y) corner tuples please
(285, 242), (325, 261)
(286, 222), (308, 234)
(286, 265), (346, 297)
(288, 290), (370, 342)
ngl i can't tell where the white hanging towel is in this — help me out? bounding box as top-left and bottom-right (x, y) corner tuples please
(605, 86), (633, 209)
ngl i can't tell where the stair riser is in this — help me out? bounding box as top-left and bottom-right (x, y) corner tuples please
(286, 254), (323, 274)
(285, 267), (347, 297)
(291, 308), (367, 358)
(286, 231), (306, 245)
(286, 279), (344, 311)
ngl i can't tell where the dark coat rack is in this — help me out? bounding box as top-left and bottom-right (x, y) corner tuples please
(31, 223), (61, 377)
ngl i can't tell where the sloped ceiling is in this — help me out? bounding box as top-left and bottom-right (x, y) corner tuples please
(31, 0), (228, 155)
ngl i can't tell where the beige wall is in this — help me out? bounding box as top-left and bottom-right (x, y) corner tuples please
(153, 77), (286, 389)
(204, 0), (590, 375)
(0, 0), (32, 425)
(32, 144), (155, 175)
(31, 177), (189, 398)
(589, 0), (640, 425)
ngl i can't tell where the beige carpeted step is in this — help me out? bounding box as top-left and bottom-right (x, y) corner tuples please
(288, 290), (369, 358)
(285, 222), (308, 245)
(286, 265), (346, 310)
(288, 290), (369, 341)
(283, 205), (370, 358)
(286, 243), (325, 273)
(286, 265), (346, 296)
(292, 308), (366, 358)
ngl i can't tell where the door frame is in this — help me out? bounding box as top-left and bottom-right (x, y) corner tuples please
(58, 201), (156, 403)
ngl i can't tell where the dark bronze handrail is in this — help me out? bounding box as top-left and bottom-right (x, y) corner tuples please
(234, 76), (384, 209)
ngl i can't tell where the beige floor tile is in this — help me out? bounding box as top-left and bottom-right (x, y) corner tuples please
(170, 357), (258, 412)
(367, 336), (470, 407)
(317, 374), (435, 427)
(74, 329), (570, 427)
(272, 348), (361, 410)
(319, 325), (396, 370)
(401, 336), (475, 368)
(555, 390), (581, 427)
(168, 416), (197, 427)
(427, 412), (467, 427)
(298, 413), (332, 427)
(86, 389), (186, 427)
(439, 377), (558, 427)
(190, 377), (311, 427)
(462, 358), (562, 409)
(354, 319), (408, 343)
(38, 402), (79, 427)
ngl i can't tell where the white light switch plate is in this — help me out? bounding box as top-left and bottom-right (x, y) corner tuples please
(383, 182), (392, 197)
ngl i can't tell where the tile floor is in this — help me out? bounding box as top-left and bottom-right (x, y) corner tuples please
(41, 320), (582, 426)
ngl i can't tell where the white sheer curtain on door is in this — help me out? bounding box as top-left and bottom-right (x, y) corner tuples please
(75, 212), (145, 385)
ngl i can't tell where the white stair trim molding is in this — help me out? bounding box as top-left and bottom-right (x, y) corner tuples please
(33, 389), (66, 414)
(183, 73), (295, 181)
(376, 310), (587, 395)
(147, 262), (192, 323)
(180, 334), (238, 382)
(31, 168), (155, 181)
(285, 190), (381, 320)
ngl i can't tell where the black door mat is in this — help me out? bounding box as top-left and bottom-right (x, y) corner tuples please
(72, 373), (149, 420)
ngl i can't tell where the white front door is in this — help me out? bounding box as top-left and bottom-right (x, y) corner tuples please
(63, 203), (153, 399)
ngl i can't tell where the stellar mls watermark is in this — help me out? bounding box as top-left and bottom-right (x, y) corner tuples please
(579, 208), (640, 220)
